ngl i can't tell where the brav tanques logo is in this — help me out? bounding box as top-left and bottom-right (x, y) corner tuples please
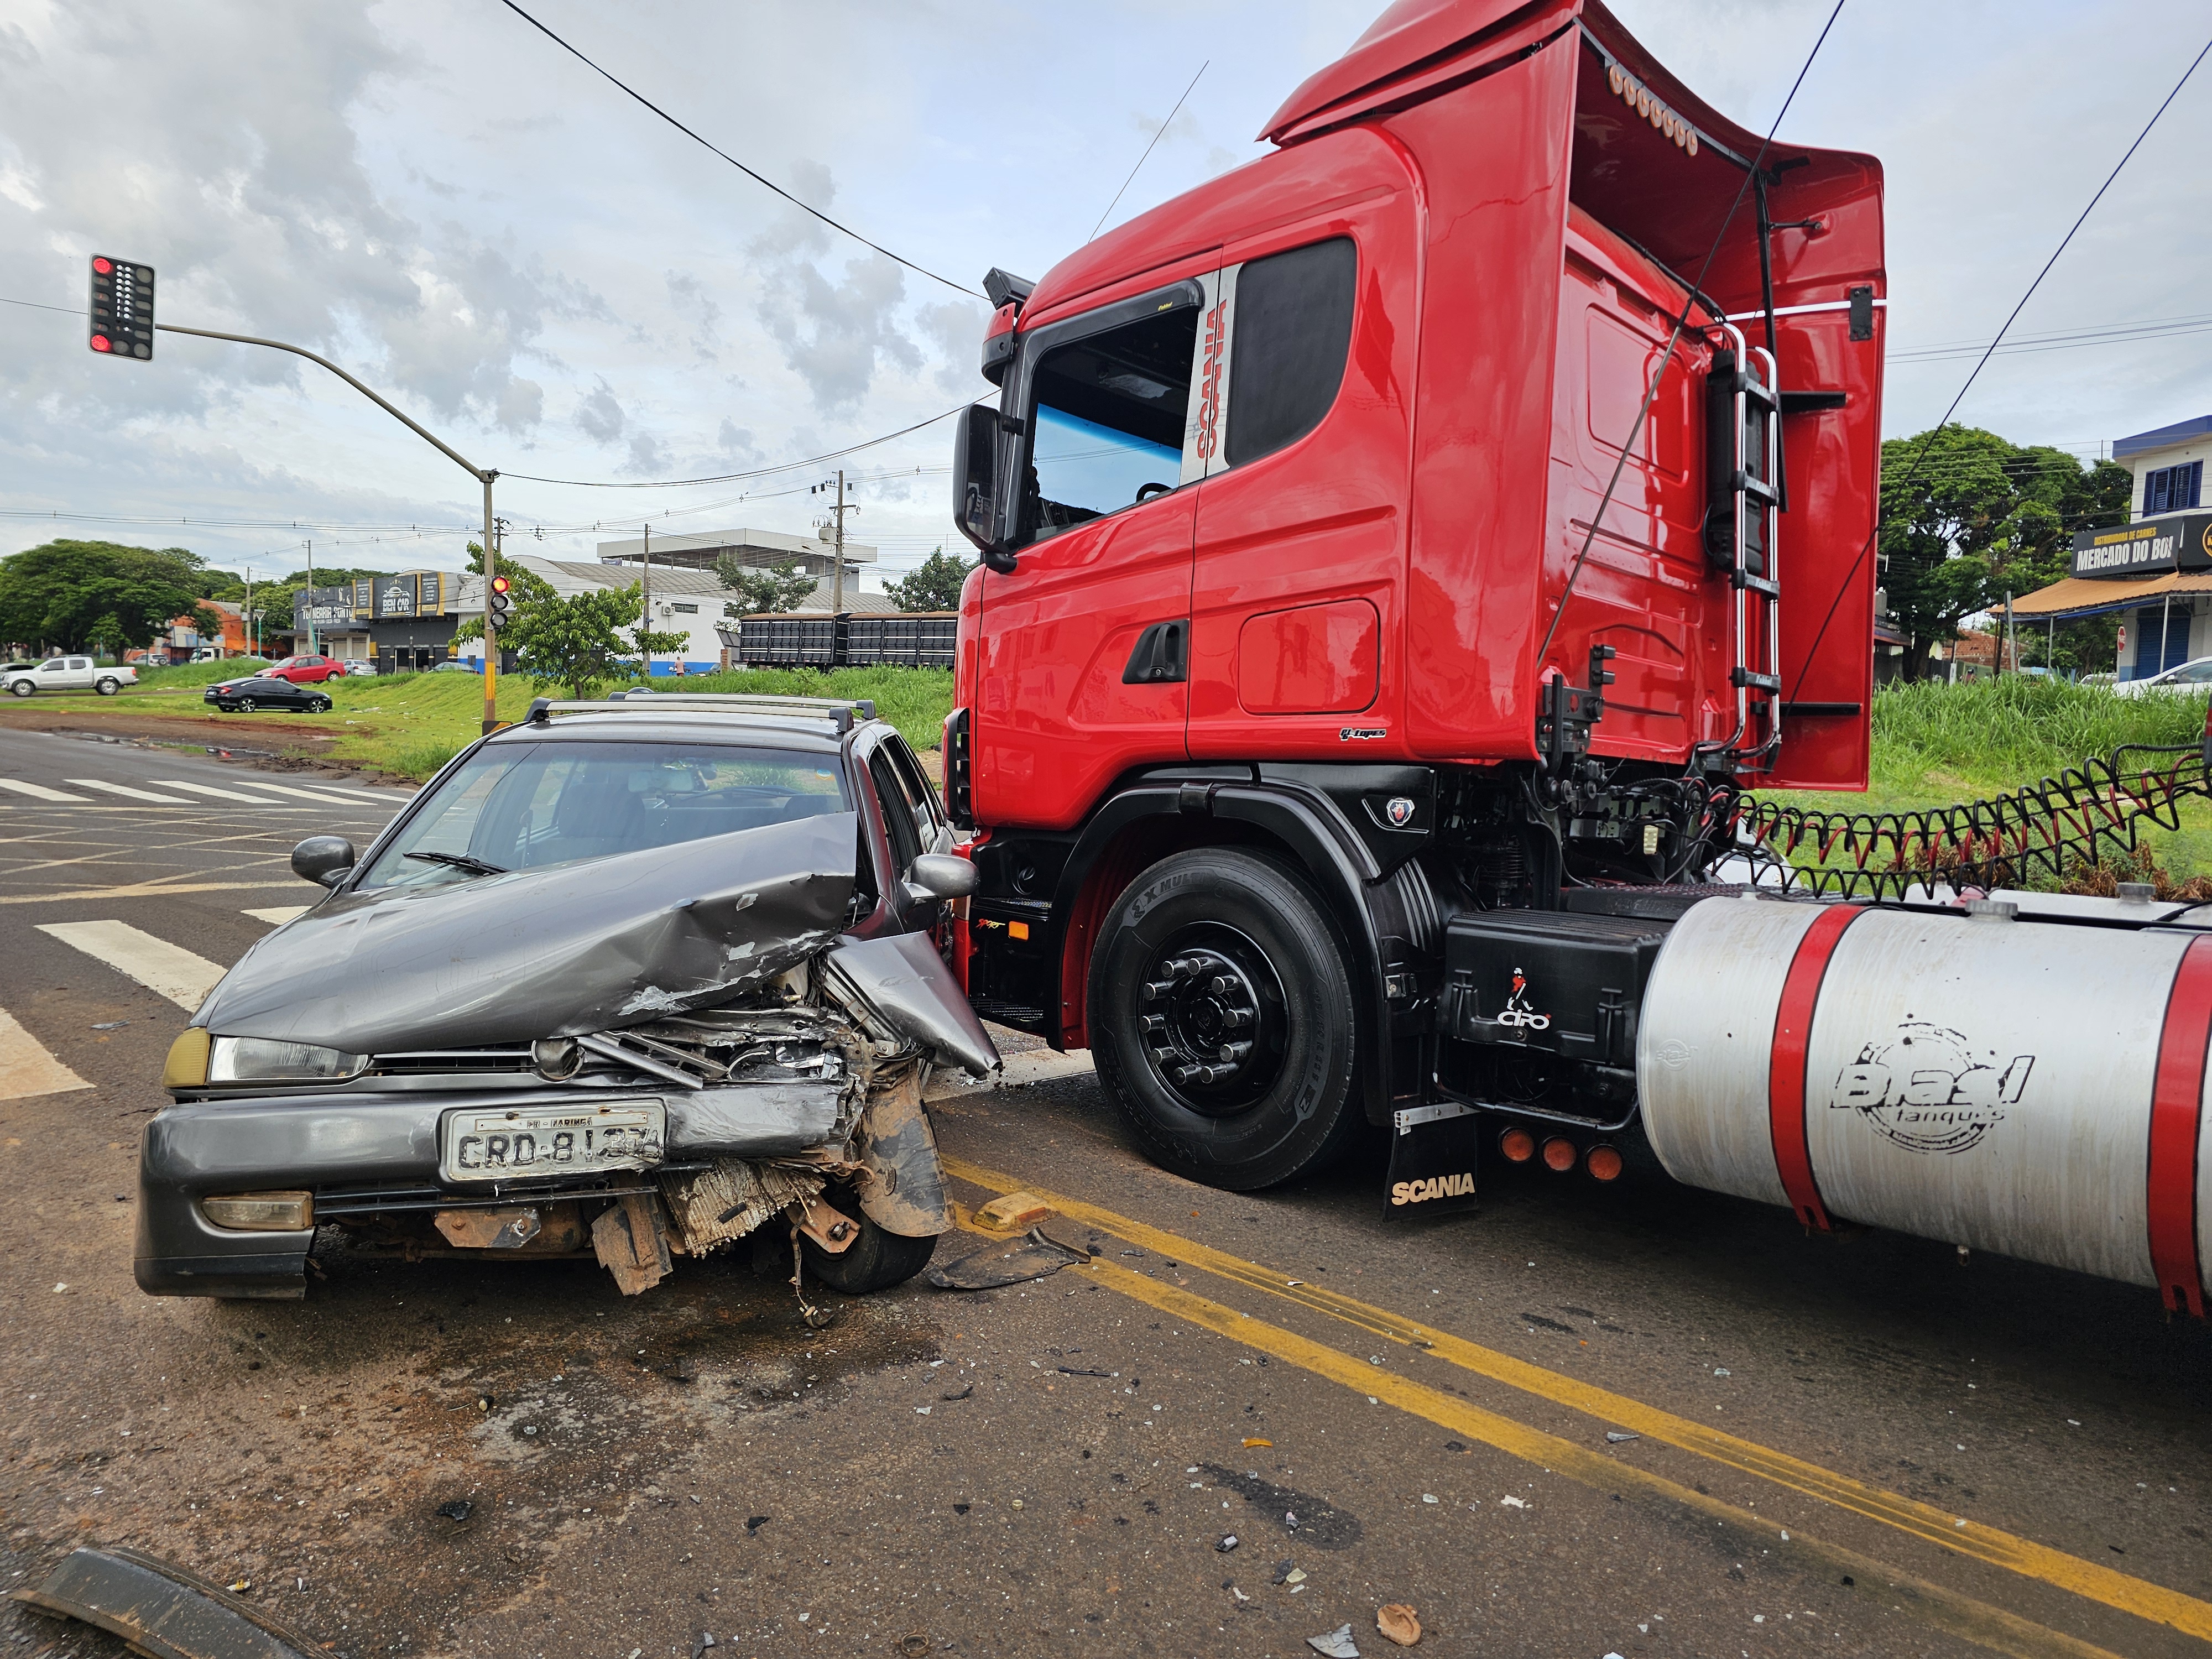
(1828, 1020), (2032, 1155)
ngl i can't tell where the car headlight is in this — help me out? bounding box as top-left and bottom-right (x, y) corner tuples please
(206, 1036), (369, 1083)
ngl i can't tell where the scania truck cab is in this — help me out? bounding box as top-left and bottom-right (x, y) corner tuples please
(943, 0), (1886, 1197)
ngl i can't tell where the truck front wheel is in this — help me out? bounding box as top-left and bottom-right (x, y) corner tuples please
(1089, 848), (1361, 1190)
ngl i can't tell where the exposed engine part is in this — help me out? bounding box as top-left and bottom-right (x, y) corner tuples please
(659, 1159), (827, 1257)
(1639, 894), (2212, 1313)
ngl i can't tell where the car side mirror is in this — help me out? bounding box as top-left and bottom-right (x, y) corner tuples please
(904, 853), (979, 904)
(953, 401), (1018, 576)
(291, 835), (356, 888)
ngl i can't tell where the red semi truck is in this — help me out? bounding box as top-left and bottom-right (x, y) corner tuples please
(943, 0), (1885, 1198)
(941, 0), (2212, 1316)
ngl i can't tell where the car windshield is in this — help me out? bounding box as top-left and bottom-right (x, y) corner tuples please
(357, 739), (851, 889)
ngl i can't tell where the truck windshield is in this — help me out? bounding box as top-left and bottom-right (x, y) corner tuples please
(357, 740), (851, 889)
(1026, 304), (1197, 540)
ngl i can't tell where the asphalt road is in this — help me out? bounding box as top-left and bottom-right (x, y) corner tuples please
(0, 722), (2208, 1659)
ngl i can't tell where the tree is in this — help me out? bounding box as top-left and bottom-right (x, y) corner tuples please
(1878, 428), (2132, 679)
(885, 546), (977, 613)
(0, 540), (221, 654)
(473, 580), (684, 700)
(716, 552), (816, 617)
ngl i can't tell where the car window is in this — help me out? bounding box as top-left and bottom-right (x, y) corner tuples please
(880, 736), (943, 852)
(67, 658), (89, 671)
(38, 661), (62, 672)
(1225, 237), (1357, 468)
(868, 750), (924, 873)
(357, 740), (852, 889)
(2184, 662), (2212, 684)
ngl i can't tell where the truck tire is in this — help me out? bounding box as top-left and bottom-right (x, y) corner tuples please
(1089, 847), (1361, 1190)
(797, 1184), (937, 1294)
(95, 677), (120, 696)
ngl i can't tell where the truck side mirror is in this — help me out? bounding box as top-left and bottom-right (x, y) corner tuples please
(953, 401), (1018, 575)
(905, 853), (980, 904)
(290, 835), (356, 888)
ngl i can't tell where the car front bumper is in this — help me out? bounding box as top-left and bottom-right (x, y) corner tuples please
(136, 1079), (843, 1297)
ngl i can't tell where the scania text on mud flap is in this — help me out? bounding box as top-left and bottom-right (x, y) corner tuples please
(937, 0), (2212, 1312)
(135, 693), (994, 1303)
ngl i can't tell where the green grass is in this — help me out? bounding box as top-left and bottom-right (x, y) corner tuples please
(129, 658), (273, 690)
(625, 667), (954, 753)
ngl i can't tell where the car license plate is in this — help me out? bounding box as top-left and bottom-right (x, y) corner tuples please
(439, 1100), (665, 1183)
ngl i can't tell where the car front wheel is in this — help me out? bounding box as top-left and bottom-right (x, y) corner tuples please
(796, 1183), (938, 1293)
(8, 680), (32, 697)
(311, 696), (332, 713)
(1088, 847), (1363, 1191)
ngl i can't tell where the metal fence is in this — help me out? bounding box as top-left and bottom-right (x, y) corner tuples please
(734, 613), (956, 670)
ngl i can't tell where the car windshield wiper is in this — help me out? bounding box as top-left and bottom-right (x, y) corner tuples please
(404, 850), (507, 878)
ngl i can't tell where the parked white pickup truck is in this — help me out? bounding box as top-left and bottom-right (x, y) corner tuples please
(3, 656), (135, 697)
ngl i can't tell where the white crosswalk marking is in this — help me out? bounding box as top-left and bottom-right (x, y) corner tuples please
(152, 778), (311, 805)
(262, 780), (396, 802)
(212, 778), (371, 806)
(38, 920), (228, 1011)
(0, 1006), (91, 1102)
(69, 779), (196, 805)
(0, 779), (93, 804)
(242, 905), (310, 925)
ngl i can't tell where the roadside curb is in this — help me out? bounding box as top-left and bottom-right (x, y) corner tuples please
(926, 1046), (1094, 1102)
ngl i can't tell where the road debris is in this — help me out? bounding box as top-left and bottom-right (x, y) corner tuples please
(1500, 1495), (1528, 1509)
(927, 1228), (1089, 1290)
(1308, 1623), (1361, 1657)
(1376, 1603), (1421, 1647)
(1199, 1464), (1362, 1548)
(1713, 1367), (1731, 1376)
(435, 1500), (473, 1522)
(12, 1547), (317, 1659)
(1605, 1431), (1640, 1443)
(974, 1191), (1053, 1230)
(90, 1021), (126, 1031)
(1217, 1534), (1239, 1551)
(942, 1382), (974, 1400)
(691, 1634), (716, 1658)
(1244, 1437), (1273, 1448)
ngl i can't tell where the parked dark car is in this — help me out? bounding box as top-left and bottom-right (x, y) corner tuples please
(204, 674), (333, 713)
(139, 694), (990, 1303)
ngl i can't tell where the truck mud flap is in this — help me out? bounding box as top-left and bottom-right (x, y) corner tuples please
(13, 1546), (320, 1659)
(1383, 1101), (1480, 1218)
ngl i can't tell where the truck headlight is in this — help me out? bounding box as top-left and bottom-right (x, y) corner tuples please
(206, 1036), (368, 1083)
(202, 1191), (314, 1230)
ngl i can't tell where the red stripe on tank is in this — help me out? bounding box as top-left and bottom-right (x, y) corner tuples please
(1769, 904), (1865, 1232)
(2147, 933), (2212, 1319)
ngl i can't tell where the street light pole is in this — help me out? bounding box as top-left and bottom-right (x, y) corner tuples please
(304, 538), (315, 656)
(153, 322), (502, 731)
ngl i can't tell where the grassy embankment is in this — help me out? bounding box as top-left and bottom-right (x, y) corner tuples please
(113, 663), (956, 781)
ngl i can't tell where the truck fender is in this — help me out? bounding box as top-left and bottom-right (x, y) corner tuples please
(1050, 776), (1436, 1123)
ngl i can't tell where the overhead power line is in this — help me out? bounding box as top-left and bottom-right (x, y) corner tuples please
(494, 0), (980, 299)
(499, 405), (967, 488)
(1887, 311), (2212, 364)
(1089, 61), (1208, 243)
(1789, 29), (2212, 692)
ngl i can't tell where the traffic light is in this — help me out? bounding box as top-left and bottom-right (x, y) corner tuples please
(488, 574), (514, 630)
(88, 255), (154, 359)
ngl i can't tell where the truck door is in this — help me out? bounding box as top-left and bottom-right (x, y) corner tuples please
(1184, 156), (1419, 761)
(971, 255), (1220, 831)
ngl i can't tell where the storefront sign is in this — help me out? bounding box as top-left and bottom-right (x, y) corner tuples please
(299, 585), (355, 628)
(2070, 512), (2212, 577)
(373, 576), (417, 618)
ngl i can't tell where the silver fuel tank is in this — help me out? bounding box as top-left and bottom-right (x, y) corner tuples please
(1635, 894), (2212, 1313)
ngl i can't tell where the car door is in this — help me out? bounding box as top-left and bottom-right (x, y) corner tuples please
(969, 252), (1222, 831)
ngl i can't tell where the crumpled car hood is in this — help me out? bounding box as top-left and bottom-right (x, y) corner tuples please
(197, 812), (858, 1053)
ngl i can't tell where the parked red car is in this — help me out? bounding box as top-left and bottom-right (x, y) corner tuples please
(259, 654), (347, 685)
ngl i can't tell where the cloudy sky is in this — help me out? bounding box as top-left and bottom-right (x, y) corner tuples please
(1, 0), (2205, 586)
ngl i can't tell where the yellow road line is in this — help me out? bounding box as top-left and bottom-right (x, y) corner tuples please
(943, 1155), (2212, 1647)
(950, 1209), (2124, 1659)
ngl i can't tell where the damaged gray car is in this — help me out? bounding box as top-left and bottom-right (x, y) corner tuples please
(138, 693), (998, 1302)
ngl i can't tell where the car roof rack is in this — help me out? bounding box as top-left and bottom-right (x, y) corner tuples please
(522, 692), (878, 735)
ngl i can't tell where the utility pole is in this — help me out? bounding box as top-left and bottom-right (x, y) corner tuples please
(641, 521), (651, 681)
(304, 539), (315, 656)
(818, 468), (859, 617)
(151, 321), (500, 731)
(243, 566), (253, 661)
